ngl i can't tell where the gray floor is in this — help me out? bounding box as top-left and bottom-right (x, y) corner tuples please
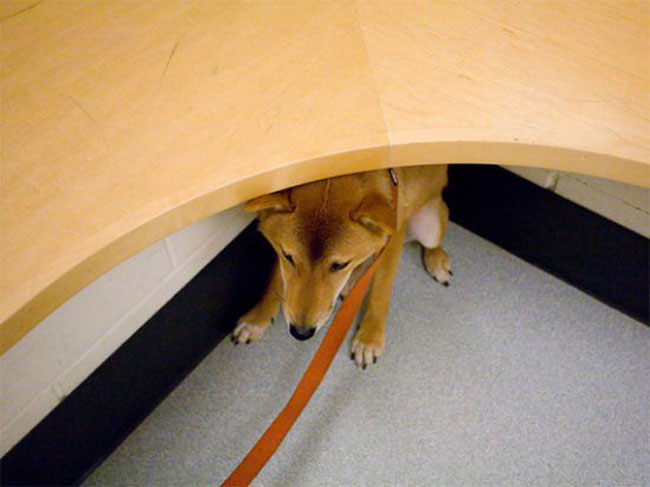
(85, 224), (649, 486)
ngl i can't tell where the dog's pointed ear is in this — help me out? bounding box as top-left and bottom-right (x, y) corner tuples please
(350, 193), (395, 236)
(245, 190), (294, 214)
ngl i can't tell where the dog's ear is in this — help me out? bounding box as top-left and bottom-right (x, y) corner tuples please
(350, 193), (395, 236)
(245, 190), (294, 214)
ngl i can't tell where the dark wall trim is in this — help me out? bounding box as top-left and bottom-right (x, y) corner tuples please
(1, 224), (275, 486)
(2, 165), (647, 486)
(444, 165), (648, 324)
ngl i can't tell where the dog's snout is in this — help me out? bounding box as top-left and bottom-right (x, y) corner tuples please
(289, 324), (316, 341)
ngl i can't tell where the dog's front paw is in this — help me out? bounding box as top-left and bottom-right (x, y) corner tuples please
(351, 326), (385, 369)
(231, 321), (269, 345)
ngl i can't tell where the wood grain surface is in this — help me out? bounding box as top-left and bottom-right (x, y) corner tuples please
(1, 0), (648, 353)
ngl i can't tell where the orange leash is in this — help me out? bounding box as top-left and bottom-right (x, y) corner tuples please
(221, 259), (378, 486)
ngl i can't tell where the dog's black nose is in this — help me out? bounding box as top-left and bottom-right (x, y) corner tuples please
(289, 324), (316, 341)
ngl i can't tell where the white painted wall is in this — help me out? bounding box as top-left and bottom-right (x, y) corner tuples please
(0, 205), (254, 456)
(504, 167), (650, 238)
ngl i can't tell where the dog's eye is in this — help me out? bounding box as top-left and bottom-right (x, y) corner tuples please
(282, 250), (295, 266)
(330, 261), (350, 272)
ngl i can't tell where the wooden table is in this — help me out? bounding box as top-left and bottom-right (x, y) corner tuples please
(2, 0), (648, 354)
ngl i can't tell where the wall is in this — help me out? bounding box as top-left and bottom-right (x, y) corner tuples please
(0, 206), (254, 457)
(503, 167), (649, 239)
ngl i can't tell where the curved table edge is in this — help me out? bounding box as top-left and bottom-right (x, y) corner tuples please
(1, 141), (648, 354)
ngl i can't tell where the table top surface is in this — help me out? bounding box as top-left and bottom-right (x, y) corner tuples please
(1, 0), (649, 353)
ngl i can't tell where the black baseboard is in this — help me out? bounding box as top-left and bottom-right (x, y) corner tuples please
(444, 165), (649, 324)
(2, 165), (647, 486)
(1, 224), (275, 486)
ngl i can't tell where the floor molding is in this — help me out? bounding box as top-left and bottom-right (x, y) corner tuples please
(2, 165), (647, 485)
(444, 165), (648, 325)
(0, 224), (275, 486)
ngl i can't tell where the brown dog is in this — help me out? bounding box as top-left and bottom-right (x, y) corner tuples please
(232, 165), (450, 368)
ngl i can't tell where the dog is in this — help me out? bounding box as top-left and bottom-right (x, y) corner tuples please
(231, 165), (450, 368)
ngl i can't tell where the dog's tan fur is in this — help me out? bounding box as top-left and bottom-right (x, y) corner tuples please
(232, 165), (449, 368)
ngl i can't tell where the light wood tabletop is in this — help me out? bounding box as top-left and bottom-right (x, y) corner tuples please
(1, 0), (649, 354)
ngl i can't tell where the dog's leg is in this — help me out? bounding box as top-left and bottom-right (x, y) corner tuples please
(232, 258), (282, 344)
(409, 196), (452, 286)
(351, 226), (407, 368)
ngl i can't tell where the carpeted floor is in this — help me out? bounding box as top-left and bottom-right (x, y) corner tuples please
(85, 223), (649, 486)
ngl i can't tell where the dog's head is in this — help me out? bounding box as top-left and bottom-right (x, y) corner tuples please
(247, 174), (395, 341)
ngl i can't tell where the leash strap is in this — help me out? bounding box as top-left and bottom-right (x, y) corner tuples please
(221, 258), (379, 486)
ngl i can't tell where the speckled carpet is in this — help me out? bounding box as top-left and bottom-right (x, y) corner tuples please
(85, 223), (649, 486)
